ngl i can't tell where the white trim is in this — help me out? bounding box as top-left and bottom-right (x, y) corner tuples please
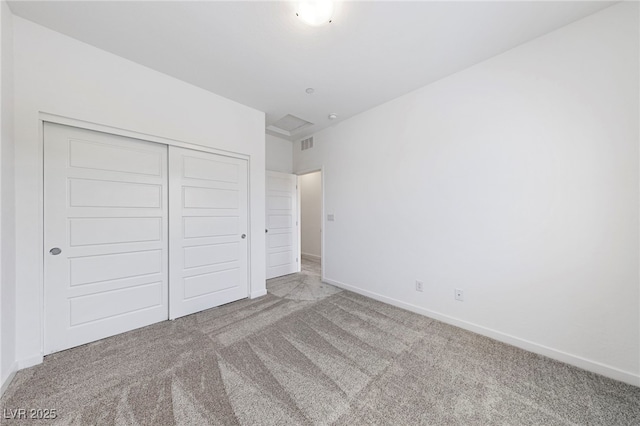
(0, 362), (18, 397)
(39, 112), (249, 160)
(301, 253), (321, 262)
(250, 289), (267, 299)
(17, 354), (42, 370)
(323, 276), (640, 387)
(296, 176), (302, 275)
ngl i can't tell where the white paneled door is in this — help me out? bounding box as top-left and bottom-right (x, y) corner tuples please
(169, 146), (249, 320)
(44, 124), (251, 353)
(44, 123), (169, 354)
(266, 171), (298, 279)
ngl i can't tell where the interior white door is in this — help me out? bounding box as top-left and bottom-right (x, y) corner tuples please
(266, 171), (299, 279)
(169, 146), (249, 320)
(44, 123), (169, 354)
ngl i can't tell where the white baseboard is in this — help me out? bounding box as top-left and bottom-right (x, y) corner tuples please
(323, 277), (640, 387)
(250, 289), (267, 299)
(301, 253), (321, 262)
(18, 354), (43, 370)
(0, 362), (18, 397)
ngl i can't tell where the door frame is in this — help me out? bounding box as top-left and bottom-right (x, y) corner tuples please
(296, 167), (325, 281)
(38, 112), (252, 355)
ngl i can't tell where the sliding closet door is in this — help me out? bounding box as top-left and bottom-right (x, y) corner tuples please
(169, 146), (249, 319)
(44, 123), (169, 354)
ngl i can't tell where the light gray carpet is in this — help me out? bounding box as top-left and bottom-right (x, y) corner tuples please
(267, 258), (341, 301)
(2, 259), (639, 425)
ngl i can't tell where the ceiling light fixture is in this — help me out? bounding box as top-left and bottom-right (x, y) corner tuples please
(305, 88), (315, 94)
(296, 0), (334, 26)
(328, 113), (338, 120)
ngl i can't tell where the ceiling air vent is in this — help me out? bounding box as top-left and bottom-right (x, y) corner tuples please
(301, 137), (314, 151)
(266, 114), (314, 139)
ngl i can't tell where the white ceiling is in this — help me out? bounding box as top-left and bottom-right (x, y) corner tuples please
(9, 1), (616, 140)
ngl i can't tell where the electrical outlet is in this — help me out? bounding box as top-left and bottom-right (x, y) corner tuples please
(455, 288), (464, 301)
(415, 280), (424, 292)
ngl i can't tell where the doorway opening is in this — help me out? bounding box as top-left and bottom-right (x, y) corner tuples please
(266, 168), (336, 301)
(298, 170), (322, 277)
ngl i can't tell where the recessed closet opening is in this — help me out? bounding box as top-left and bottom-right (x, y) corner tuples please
(43, 121), (250, 354)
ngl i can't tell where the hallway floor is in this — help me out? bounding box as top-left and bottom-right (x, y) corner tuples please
(267, 258), (341, 302)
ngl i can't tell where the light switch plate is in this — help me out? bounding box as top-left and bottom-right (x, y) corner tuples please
(327, 214), (335, 222)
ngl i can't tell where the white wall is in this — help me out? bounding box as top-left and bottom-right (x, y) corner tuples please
(0, 0), (16, 394)
(266, 134), (293, 173)
(295, 2), (639, 385)
(13, 17), (266, 368)
(299, 171), (321, 260)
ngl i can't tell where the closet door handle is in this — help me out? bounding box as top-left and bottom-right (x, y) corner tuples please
(49, 247), (62, 255)
(241, 234), (246, 239)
